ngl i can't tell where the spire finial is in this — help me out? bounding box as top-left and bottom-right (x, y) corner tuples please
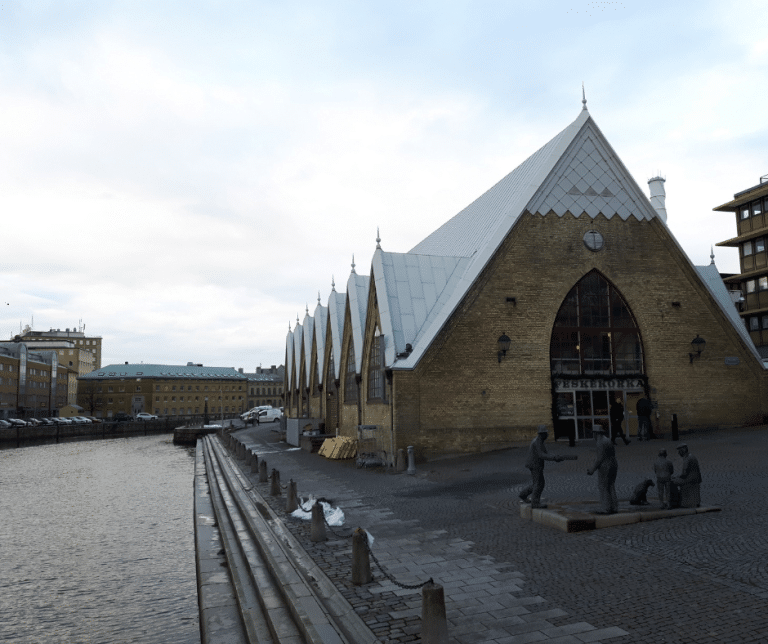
(289, 320), (291, 332)
(376, 227), (381, 250)
(351, 254), (356, 274)
(305, 304), (309, 316)
(296, 314), (300, 325)
(582, 82), (587, 111)
(710, 245), (715, 265)
(317, 291), (321, 305)
(331, 275), (336, 291)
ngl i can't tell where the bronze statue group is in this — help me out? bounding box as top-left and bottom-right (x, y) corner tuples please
(519, 423), (702, 515)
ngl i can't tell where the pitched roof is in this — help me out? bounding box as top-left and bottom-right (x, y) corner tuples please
(327, 287), (347, 380)
(302, 310), (314, 388)
(695, 264), (763, 365)
(313, 301), (328, 386)
(372, 249), (470, 366)
(346, 272), (370, 373)
(80, 364), (248, 380)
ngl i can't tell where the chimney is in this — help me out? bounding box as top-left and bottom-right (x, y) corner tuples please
(647, 176), (667, 223)
(238, 368), (244, 374)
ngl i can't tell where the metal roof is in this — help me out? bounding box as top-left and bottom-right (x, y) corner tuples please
(372, 249), (470, 367)
(346, 273), (370, 373)
(695, 264), (764, 367)
(313, 301), (328, 386)
(79, 364), (248, 380)
(327, 288), (347, 380)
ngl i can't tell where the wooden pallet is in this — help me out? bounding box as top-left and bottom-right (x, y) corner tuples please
(318, 436), (358, 460)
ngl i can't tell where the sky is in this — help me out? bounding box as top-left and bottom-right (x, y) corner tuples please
(1, 0), (767, 370)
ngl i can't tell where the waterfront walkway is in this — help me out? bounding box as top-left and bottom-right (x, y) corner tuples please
(226, 423), (768, 643)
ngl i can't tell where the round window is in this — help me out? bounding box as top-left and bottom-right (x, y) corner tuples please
(583, 230), (605, 252)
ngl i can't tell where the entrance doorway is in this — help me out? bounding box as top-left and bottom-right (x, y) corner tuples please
(554, 384), (644, 441)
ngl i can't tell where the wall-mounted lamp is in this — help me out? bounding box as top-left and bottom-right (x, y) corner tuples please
(689, 335), (706, 364)
(497, 333), (511, 363)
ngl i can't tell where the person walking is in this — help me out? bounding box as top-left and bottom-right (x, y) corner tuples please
(609, 396), (630, 445)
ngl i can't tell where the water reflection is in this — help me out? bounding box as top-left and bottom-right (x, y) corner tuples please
(0, 436), (200, 644)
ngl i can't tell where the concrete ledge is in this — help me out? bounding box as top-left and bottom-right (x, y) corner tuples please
(520, 502), (721, 533)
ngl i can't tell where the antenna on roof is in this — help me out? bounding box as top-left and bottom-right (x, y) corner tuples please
(351, 254), (356, 274)
(331, 276), (336, 292)
(376, 227), (381, 250)
(582, 82), (587, 111)
(710, 245), (715, 265)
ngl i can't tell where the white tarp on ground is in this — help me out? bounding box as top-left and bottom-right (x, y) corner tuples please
(291, 496), (345, 527)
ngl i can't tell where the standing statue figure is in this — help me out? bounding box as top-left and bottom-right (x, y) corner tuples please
(636, 395), (653, 441)
(609, 397), (630, 445)
(518, 426), (565, 509)
(653, 449), (674, 509)
(587, 425), (618, 514)
(673, 444), (701, 508)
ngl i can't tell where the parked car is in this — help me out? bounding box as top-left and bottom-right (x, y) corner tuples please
(38, 418), (55, 425)
(258, 408), (283, 423)
(8, 418), (28, 427)
(56, 417), (73, 424)
(136, 412), (158, 421)
(114, 412), (133, 422)
(87, 417), (102, 423)
(0, 419), (12, 428)
(26, 418), (42, 426)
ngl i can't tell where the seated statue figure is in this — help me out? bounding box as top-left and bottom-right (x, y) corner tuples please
(673, 444), (701, 508)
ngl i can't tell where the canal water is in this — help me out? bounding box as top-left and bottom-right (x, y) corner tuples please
(0, 435), (200, 644)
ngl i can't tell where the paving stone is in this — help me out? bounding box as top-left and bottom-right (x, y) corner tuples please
(231, 424), (768, 643)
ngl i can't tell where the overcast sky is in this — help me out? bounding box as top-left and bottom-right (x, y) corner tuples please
(1, 0), (766, 370)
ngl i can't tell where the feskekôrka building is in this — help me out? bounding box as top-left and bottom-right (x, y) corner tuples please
(284, 100), (768, 461)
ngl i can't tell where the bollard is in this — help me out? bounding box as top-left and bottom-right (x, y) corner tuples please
(407, 445), (416, 476)
(250, 451), (259, 474)
(396, 448), (406, 472)
(259, 460), (268, 482)
(270, 469), (281, 497)
(421, 581), (449, 644)
(286, 479), (298, 513)
(310, 502), (327, 542)
(351, 528), (372, 585)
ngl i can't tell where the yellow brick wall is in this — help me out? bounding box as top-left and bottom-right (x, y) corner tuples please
(386, 212), (767, 458)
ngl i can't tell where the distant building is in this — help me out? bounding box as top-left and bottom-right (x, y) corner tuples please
(2, 340), (95, 405)
(0, 343), (69, 419)
(240, 365), (285, 408)
(15, 325), (103, 369)
(715, 175), (768, 357)
(78, 363), (249, 419)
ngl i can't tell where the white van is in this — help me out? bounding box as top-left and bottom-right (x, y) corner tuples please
(258, 408), (283, 423)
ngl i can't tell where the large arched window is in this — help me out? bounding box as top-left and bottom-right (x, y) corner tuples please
(551, 271), (644, 376)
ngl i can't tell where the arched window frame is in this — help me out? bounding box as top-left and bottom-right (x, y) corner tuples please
(550, 271), (645, 377)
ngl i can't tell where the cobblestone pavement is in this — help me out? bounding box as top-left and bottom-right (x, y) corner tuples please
(230, 424), (768, 643)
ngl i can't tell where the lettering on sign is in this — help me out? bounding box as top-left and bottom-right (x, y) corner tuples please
(554, 377), (645, 391)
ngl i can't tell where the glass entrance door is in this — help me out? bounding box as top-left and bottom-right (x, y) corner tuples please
(555, 388), (642, 441)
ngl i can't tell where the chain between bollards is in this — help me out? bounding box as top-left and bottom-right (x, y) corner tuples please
(362, 530), (434, 590)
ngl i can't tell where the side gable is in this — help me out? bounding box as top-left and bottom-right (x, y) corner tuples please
(302, 311), (314, 388)
(313, 301), (328, 387)
(372, 248), (471, 367)
(327, 288), (347, 381)
(346, 272), (370, 373)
